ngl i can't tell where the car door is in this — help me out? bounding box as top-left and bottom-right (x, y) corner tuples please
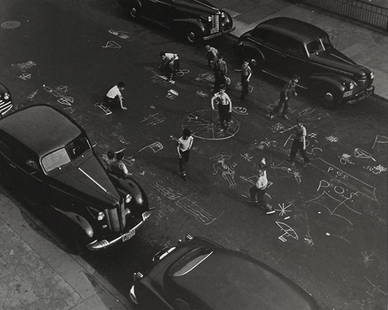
(142, 0), (173, 23)
(0, 138), (47, 204)
(249, 28), (286, 75)
(281, 37), (311, 82)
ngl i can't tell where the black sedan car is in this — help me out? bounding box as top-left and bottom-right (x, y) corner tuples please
(0, 82), (12, 117)
(130, 235), (319, 310)
(238, 17), (374, 107)
(118, 0), (234, 43)
(0, 105), (150, 251)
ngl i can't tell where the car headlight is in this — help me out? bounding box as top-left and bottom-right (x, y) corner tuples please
(125, 194), (132, 203)
(208, 16), (212, 22)
(349, 82), (355, 90)
(3, 92), (10, 100)
(370, 71), (374, 79)
(97, 211), (105, 221)
(221, 12), (225, 18)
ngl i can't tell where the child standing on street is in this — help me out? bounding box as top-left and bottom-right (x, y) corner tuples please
(177, 128), (194, 180)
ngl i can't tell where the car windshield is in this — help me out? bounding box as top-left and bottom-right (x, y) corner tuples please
(306, 39), (325, 55)
(41, 148), (71, 172)
(41, 135), (90, 173)
(173, 248), (213, 277)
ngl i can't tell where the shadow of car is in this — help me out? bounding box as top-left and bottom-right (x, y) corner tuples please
(129, 235), (320, 310)
(0, 104), (150, 252)
(237, 17), (374, 108)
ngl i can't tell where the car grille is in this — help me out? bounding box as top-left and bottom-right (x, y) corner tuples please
(105, 202), (128, 233)
(210, 15), (220, 34)
(0, 99), (12, 116)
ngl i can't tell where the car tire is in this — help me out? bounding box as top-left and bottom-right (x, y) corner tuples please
(320, 90), (337, 109)
(184, 28), (201, 44)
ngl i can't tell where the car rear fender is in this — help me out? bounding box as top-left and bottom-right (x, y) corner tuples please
(172, 19), (205, 33)
(53, 207), (94, 238)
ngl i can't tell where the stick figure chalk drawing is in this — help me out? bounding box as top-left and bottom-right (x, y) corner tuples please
(138, 142), (164, 153)
(339, 153), (355, 166)
(372, 135), (388, 149)
(101, 40), (121, 49)
(314, 158), (378, 202)
(276, 221), (299, 242)
(354, 147), (376, 162)
(211, 154), (237, 188)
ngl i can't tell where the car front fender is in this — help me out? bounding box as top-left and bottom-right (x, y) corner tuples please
(308, 74), (346, 94)
(53, 207), (94, 238)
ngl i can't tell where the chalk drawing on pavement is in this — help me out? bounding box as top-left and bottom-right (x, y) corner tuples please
(166, 89), (179, 100)
(27, 89), (39, 100)
(363, 164), (387, 175)
(276, 221), (299, 242)
(354, 147), (376, 162)
(108, 29), (130, 39)
(211, 154), (237, 188)
(43, 84), (75, 106)
(372, 135), (388, 149)
(141, 112), (166, 126)
(102, 40), (121, 49)
(18, 73), (31, 80)
(275, 202), (293, 217)
(361, 251), (376, 267)
(175, 69), (190, 77)
(196, 90), (209, 98)
(240, 153), (253, 162)
(12, 60), (36, 71)
(271, 122), (285, 133)
(195, 72), (214, 82)
(138, 142), (164, 153)
(325, 136), (339, 143)
(95, 102), (112, 115)
(339, 153), (355, 166)
(232, 107), (248, 115)
(303, 233), (314, 246)
(1, 20), (21, 29)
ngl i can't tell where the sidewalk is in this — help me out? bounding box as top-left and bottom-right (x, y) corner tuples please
(0, 192), (131, 310)
(212, 0), (388, 100)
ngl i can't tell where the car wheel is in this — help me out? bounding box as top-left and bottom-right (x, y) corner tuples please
(321, 90), (337, 109)
(184, 28), (201, 44)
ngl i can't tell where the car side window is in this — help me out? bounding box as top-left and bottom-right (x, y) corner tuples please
(284, 39), (306, 58)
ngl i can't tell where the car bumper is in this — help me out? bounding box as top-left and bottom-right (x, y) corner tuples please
(344, 86), (374, 104)
(86, 211), (151, 251)
(203, 26), (235, 41)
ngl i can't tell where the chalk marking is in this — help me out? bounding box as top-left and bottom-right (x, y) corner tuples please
(12, 60), (36, 71)
(18, 73), (31, 80)
(372, 135), (388, 149)
(275, 202), (293, 217)
(27, 89), (39, 100)
(240, 153), (253, 162)
(108, 29), (130, 39)
(303, 233), (314, 246)
(101, 40), (121, 49)
(141, 112), (166, 126)
(196, 90), (209, 98)
(271, 122), (285, 133)
(138, 142), (164, 153)
(365, 277), (388, 297)
(315, 158), (377, 201)
(361, 251), (376, 267)
(175, 197), (217, 225)
(354, 147), (376, 162)
(95, 102), (112, 115)
(276, 221), (299, 242)
(232, 106), (248, 115)
(153, 182), (183, 200)
(325, 136), (339, 143)
(195, 72), (214, 82)
(339, 153), (355, 166)
(363, 164), (387, 175)
(212, 155), (237, 188)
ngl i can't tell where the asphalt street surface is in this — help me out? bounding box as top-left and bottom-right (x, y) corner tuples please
(0, 0), (387, 309)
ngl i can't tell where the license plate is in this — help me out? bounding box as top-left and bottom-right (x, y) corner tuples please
(122, 229), (135, 242)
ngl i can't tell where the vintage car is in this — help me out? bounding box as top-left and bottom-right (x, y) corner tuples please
(118, 0), (234, 43)
(0, 105), (150, 251)
(129, 235), (320, 310)
(0, 82), (12, 117)
(237, 17), (374, 107)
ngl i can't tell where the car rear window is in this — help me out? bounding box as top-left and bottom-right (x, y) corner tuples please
(66, 135), (90, 160)
(172, 248), (213, 277)
(41, 148), (70, 172)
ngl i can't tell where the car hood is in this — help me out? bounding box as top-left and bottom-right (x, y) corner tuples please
(167, 249), (318, 310)
(310, 48), (371, 78)
(52, 153), (120, 208)
(172, 0), (220, 15)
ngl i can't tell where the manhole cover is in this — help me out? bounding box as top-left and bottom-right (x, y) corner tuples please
(1, 20), (21, 29)
(182, 109), (240, 141)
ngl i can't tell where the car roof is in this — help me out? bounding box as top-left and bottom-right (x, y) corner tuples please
(0, 105), (83, 156)
(257, 17), (328, 43)
(167, 245), (317, 310)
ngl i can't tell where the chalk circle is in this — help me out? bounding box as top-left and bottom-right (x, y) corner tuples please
(1, 20), (21, 29)
(182, 109), (240, 141)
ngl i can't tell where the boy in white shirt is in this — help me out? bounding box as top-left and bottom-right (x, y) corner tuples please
(177, 128), (194, 180)
(104, 81), (127, 111)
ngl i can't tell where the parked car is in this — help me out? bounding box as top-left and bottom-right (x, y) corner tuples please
(237, 17), (374, 108)
(0, 105), (150, 251)
(117, 0), (234, 43)
(129, 235), (320, 310)
(0, 82), (12, 117)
